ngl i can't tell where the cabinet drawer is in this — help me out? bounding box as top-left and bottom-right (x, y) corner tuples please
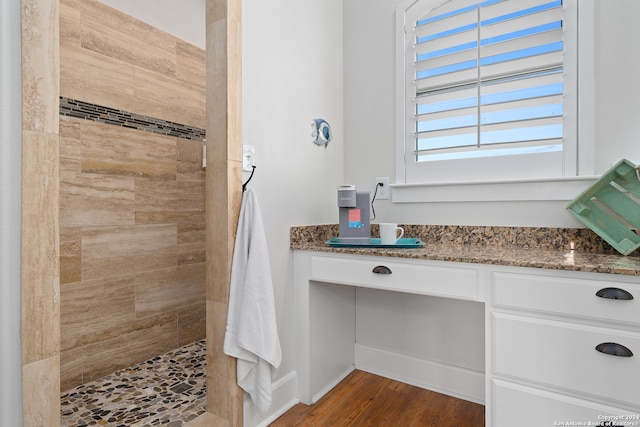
(493, 272), (640, 325)
(310, 256), (480, 300)
(493, 379), (638, 427)
(493, 313), (640, 408)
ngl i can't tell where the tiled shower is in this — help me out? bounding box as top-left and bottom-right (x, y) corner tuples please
(58, 0), (208, 422)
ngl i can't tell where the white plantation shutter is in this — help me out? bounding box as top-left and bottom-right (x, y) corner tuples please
(402, 0), (577, 183)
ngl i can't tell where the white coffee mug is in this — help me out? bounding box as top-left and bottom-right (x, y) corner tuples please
(379, 223), (404, 245)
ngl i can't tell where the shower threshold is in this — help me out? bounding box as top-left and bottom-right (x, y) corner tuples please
(61, 339), (206, 427)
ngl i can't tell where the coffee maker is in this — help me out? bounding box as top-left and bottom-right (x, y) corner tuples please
(337, 185), (371, 244)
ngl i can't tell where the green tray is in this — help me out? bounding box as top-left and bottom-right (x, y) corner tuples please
(567, 159), (640, 255)
(325, 237), (425, 248)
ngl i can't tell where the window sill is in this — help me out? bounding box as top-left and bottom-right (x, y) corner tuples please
(390, 176), (598, 203)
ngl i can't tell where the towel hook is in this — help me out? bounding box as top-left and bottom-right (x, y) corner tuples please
(242, 165), (256, 192)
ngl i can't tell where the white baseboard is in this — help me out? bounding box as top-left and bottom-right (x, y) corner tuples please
(354, 344), (485, 405)
(247, 346), (484, 426)
(245, 371), (299, 427)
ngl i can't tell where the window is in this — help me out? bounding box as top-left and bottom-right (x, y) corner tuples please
(397, 0), (579, 185)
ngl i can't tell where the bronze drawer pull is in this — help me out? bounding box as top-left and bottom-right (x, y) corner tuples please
(596, 287), (634, 300)
(372, 265), (392, 275)
(595, 342), (633, 357)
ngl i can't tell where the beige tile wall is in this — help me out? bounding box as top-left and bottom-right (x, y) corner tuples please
(60, 0), (205, 129)
(21, 0), (242, 424)
(58, 0), (207, 391)
(21, 0), (61, 424)
(205, 0), (244, 424)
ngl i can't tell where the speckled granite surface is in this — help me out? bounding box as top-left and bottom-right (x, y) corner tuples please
(290, 225), (640, 276)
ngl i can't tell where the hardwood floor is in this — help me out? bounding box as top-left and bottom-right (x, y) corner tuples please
(271, 370), (485, 426)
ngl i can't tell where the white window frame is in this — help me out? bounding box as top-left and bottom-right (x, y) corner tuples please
(394, 0), (596, 202)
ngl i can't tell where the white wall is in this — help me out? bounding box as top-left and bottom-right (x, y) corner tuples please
(356, 288), (485, 371)
(0, 0), (23, 425)
(593, 1), (640, 173)
(242, 0), (344, 423)
(0, 0), (22, 426)
(343, 0), (640, 227)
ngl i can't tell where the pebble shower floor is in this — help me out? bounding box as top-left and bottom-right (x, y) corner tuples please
(61, 339), (206, 426)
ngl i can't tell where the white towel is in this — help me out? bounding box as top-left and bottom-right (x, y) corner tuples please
(223, 188), (282, 415)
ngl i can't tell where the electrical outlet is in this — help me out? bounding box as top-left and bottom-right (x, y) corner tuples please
(375, 177), (390, 200)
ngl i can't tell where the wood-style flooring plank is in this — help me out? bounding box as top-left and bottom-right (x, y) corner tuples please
(271, 370), (485, 427)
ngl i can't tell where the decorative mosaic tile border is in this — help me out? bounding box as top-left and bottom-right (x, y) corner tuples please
(60, 97), (206, 142)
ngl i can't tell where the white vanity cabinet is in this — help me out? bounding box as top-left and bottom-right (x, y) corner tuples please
(293, 250), (640, 426)
(293, 251), (485, 405)
(487, 267), (640, 426)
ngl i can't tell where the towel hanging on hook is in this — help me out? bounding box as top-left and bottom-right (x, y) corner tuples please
(242, 166), (256, 192)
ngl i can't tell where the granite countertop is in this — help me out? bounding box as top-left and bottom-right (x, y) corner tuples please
(290, 225), (640, 277)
